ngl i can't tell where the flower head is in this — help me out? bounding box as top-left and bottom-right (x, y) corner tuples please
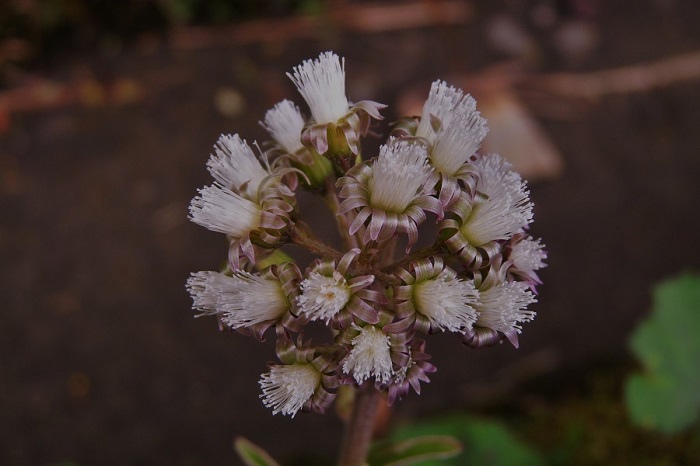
(260, 363), (321, 417)
(207, 134), (270, 202)
(369, 141), (432, 212)
(388, 339), (436, 405)
(427, 93), (488, 206)
(261, 99), (306, 156)
(296, 249), (383, 328)
(415, 81), (465, 143)
(260, 330), (338, 416)
(473, 279), (537, 348)
(189, 183), (261, 237)
(342, 325), (394, 385)
(261, 99), (335, 190)
(337, 139), (442, 251)
(188, 183), (261, 265)
(287, 52), (385, 169)
(298, 270), (351, 322)
(394, 257), (479, 334)
(188, 182), (294, 269)
(191, 140), (298, 270)
(288, 51), (349, 125)
(187, 264), (302, 338)
(397, 81), (487, 207)
(465, 154), (533, 244)
(441, 153), (533, 266)
(505, 233), (547, 291)
(429, 97), (487, 176)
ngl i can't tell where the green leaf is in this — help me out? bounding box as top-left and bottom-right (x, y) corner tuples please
(369, 435), (462, 466)
(234, 436), (281, 466)
(387, 415), (543, 466)
(625, 273), (700, 433)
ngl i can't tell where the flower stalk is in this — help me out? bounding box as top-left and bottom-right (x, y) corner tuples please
(289, 220), (344, 261)
(338, 386), (383, 466)
(324, 178), (361, 250)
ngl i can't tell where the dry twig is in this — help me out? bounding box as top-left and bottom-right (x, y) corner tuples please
(529, 50), (700, 99)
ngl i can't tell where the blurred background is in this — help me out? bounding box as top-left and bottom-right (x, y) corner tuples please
(2, 0), (700, 464)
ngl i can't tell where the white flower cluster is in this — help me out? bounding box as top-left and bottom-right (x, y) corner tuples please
(187, 52), (546, 417)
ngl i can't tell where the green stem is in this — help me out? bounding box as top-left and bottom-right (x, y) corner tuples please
(337, 386), (382, 466)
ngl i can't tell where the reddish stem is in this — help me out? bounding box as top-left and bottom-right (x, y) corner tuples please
(337, 386), (382, 466)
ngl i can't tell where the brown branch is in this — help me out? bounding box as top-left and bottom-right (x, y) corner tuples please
(381, 243), (443, 273)
(324, 178), (360, 251)
(529, 50), (700, 99)
(170, 0), (472, 50)
(288, 221), (344, 261)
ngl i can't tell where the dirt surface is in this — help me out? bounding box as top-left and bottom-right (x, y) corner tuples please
(2, 1), (700, 464)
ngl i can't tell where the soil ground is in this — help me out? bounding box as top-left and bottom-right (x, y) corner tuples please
(2, 1), (700, 464)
